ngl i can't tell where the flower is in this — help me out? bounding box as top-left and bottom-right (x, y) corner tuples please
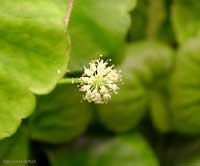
(79, 56), (122, 104)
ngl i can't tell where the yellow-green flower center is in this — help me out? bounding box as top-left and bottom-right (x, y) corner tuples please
(93, 76), (102, 88)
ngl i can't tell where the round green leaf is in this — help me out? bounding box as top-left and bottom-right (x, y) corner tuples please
(97, 41), (174, 133)
(0, 127), (29, 166)
(29, 84), (91, 143)
(171, 0), (200, 44)
(171, 35), (200, 134)
(0, 0), (70, 94)
(68, 0), (137, 70)
(86, 134), (159, 166)
(0, 76), (35, 140)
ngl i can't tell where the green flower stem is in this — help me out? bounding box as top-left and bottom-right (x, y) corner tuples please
(59, 78), (80, 84)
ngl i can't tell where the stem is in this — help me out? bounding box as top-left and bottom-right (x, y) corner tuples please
(59, 78), (80, 84)
(65, 0), (74, 29)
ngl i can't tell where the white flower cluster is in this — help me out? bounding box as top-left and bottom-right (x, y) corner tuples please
(79, 56), (122, 104)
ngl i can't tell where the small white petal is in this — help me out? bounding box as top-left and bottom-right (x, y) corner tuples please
(80, 77), (90, 83)
(80, 85), (91, 92)
(89, 62), (97, 72)
(103, 93), (111, 100)
(79, 56), (122, 104)
(84, 68), (94, 76)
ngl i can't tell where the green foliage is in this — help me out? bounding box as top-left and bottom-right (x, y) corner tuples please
(0, 0), (70, 139)
(0, 0), (200, 165)
(172, 0), (200, 44)
(0, 128), (29, 166)
(86, 134), (159, 166)
(29, 85), (91, 143)
(0, 76), (35, 140)
(0, 0), (70, 94)
(98, 42), (174, 133)
(68, 0), (137, 70)
(129, 0), (166, 41)
(48, 134), (159, 166)
(171, 35), (200, 134)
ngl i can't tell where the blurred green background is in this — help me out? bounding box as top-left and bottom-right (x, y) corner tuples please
(1, 0), (200, 165)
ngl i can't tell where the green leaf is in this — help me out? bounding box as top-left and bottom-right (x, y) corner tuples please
(0, 76), (35, 140)
(68, 0), (136, 70)
(0, 128), (29, 166)
(122, 42), (174, 86)
(128, 0), (167, 41)
(48, 134), (159, 166)
(0, 0), (70, 140)
(171, 0), (200, 44)
(171, 35), (200, 134)
(149, 88), (172, 133)
(128, 0), (148, 41)
(97, 41), (174, 133)
(47, 146), (88, 166)
(97, 73), (148, 132)
(86, 134), (159, 166)
(28, 84), (91, 143)
(0, 0), (70, 94)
